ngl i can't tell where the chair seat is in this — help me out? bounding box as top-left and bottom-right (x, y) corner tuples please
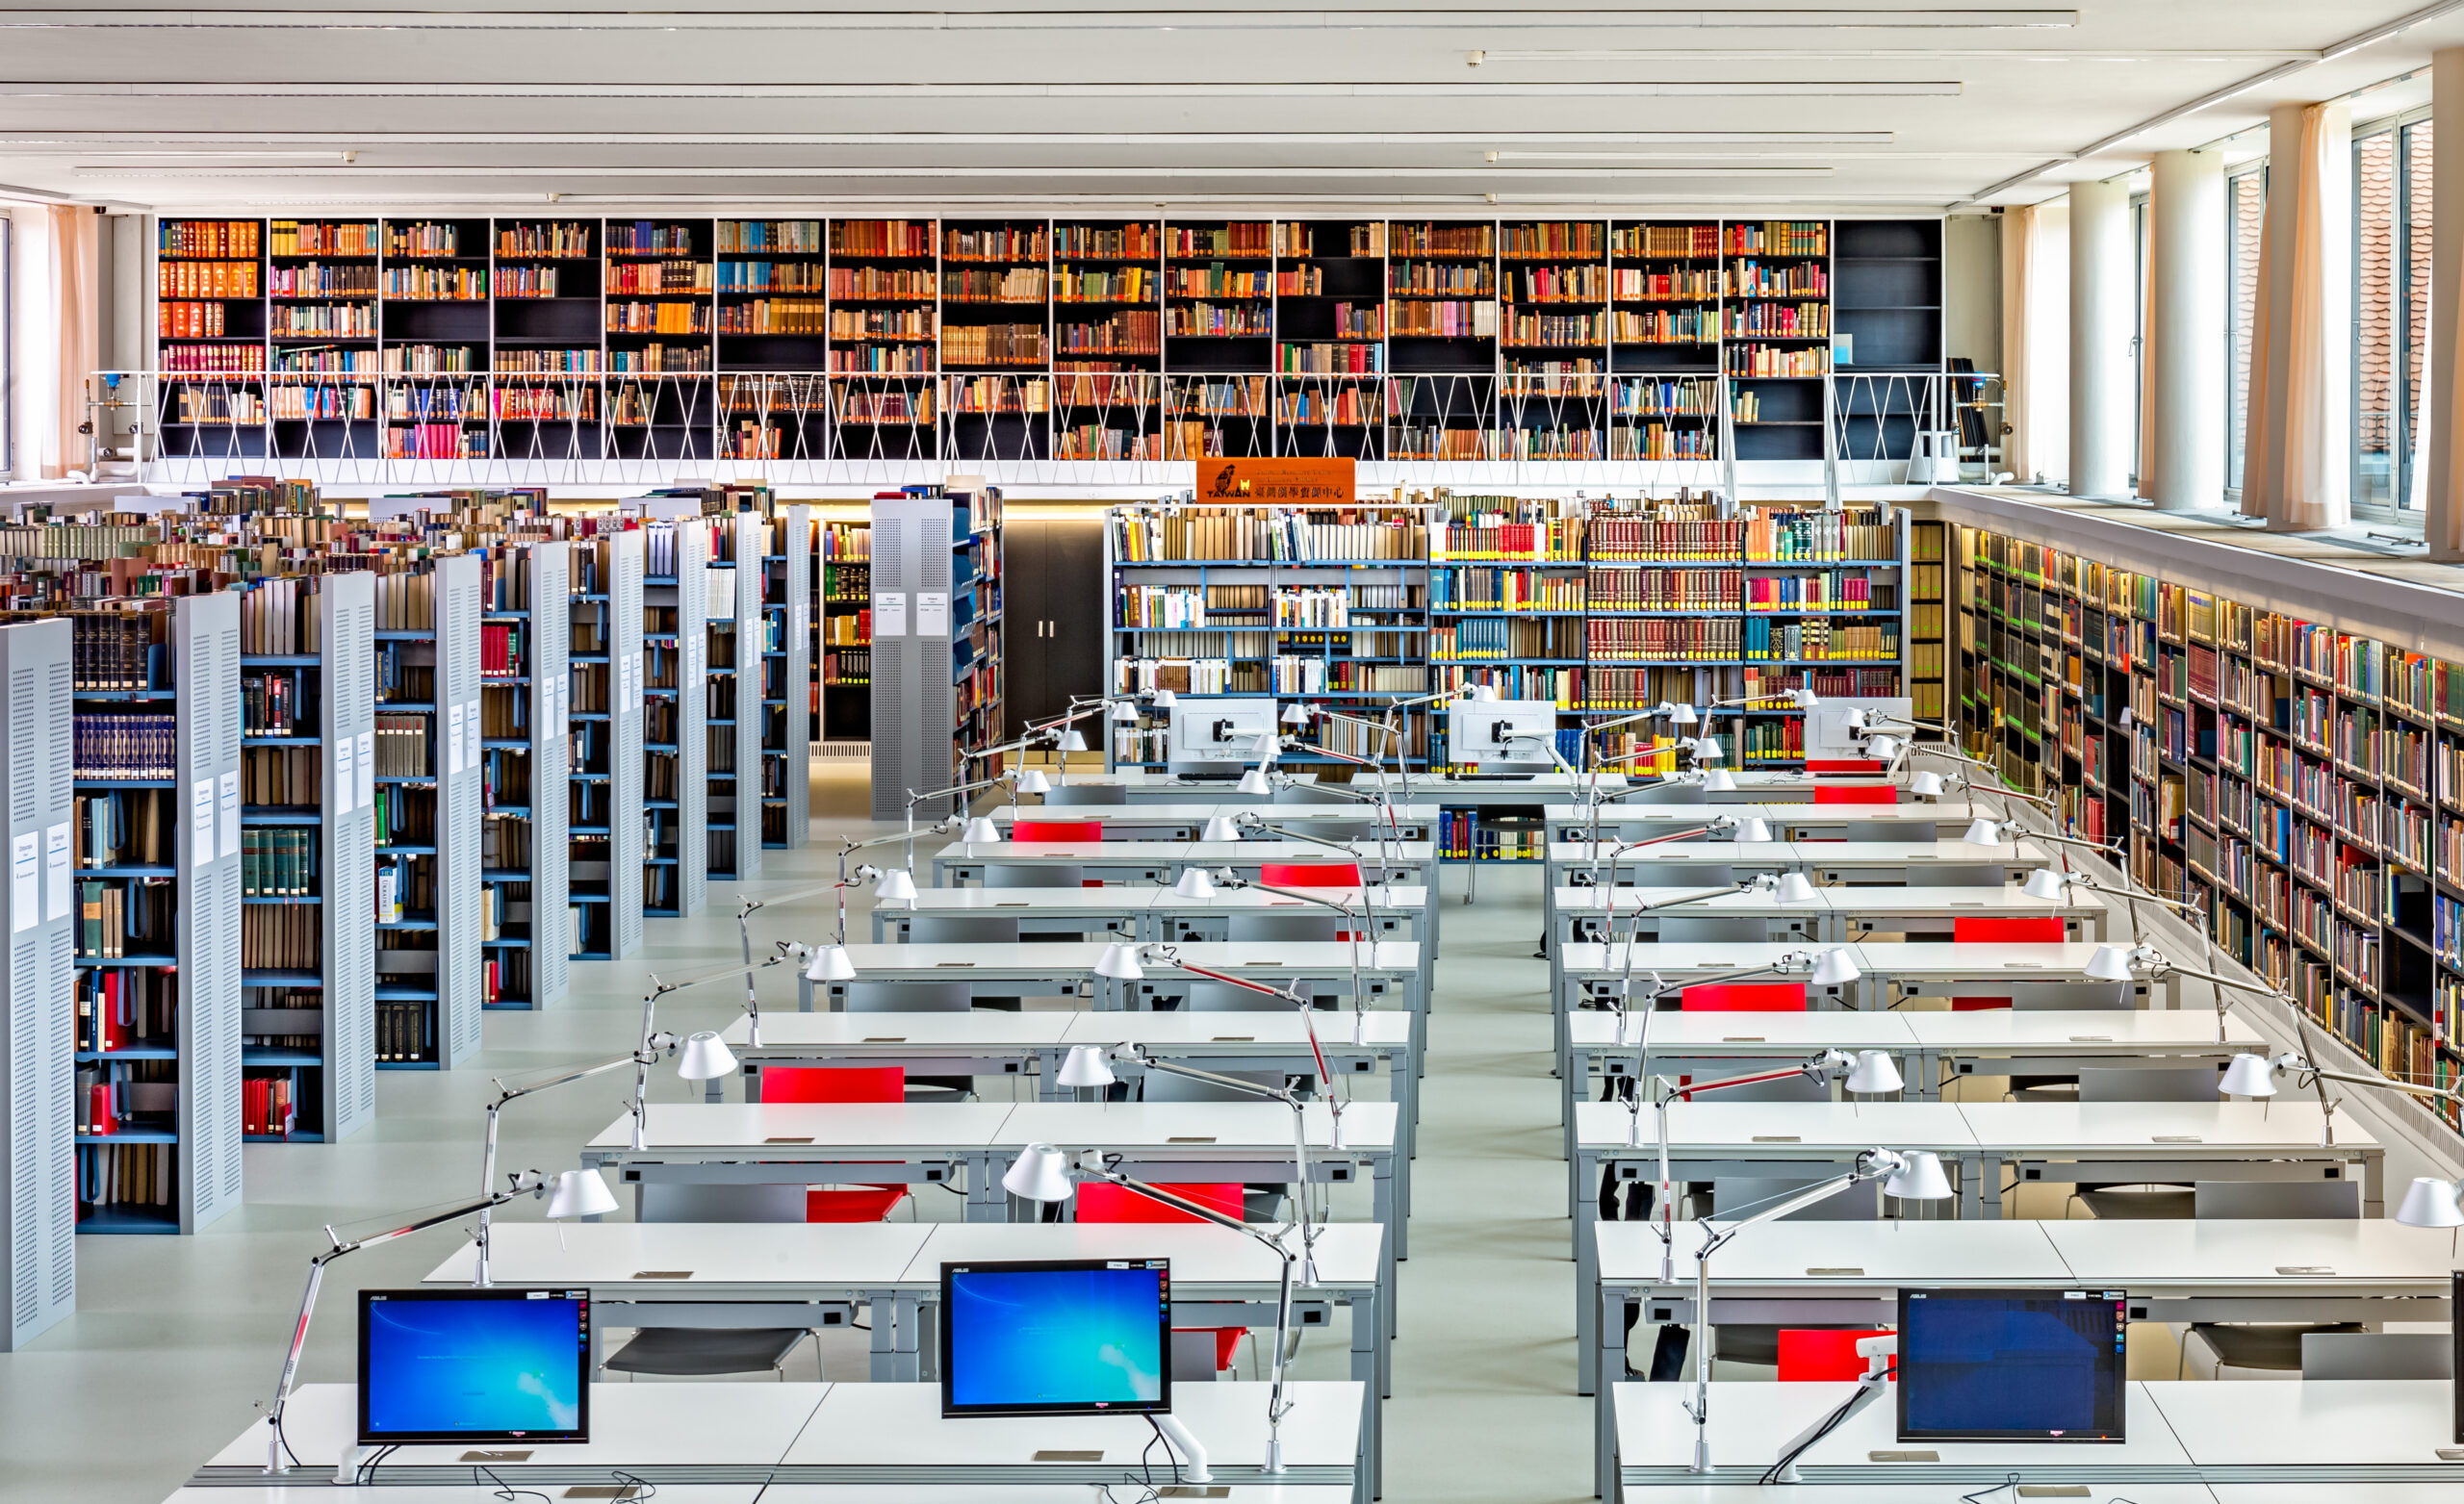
(2192, 1322), (2363, 1372)
(807, 1186), (911, 1222)
(2077, 1185), (2196, 1220)
(603, 1327), (809, 1377)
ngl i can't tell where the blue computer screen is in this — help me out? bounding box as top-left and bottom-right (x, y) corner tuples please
(941, 1260), (1170, 1415)
(358, 1289), (590, 1444)
(1896, 1288), (2127, 1441)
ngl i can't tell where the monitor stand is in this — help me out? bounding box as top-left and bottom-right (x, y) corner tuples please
(332, 1444), (373, 1485)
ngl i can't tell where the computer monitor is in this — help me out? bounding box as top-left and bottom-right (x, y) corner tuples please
(1895, 1287), (2127, 1443)
(1167, 699), (1278, 768)
(357, 1288), (591, 1447)
(940, 1258), (1173, 1417)
(1448, 700), (1558, 768)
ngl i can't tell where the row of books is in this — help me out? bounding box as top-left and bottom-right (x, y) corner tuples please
(76, 969), (177, 1054)
(76, 879), (176, 959)
(243, 1075), (300, 1139)
(1739, 617), (1900, 662)
(242, 905), (321, 970)
(1585, 617), (1744, 662)
(239, 829), (319, 898)
(74, 714), (178, 779)
(76, 791), (171, 871)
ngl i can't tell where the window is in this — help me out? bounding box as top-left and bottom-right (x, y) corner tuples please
(2352, 111), (2432, 519)
(2225, 166), (2265, 495)
(2130, 191), (2148, 492)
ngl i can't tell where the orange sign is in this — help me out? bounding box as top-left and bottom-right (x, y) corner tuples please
(1195, 458), (1354, 504)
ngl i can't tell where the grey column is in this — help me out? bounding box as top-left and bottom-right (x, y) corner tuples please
(2069, 177), (2134, 499)
(2149, 148), (2226, 510)
(2432, 49), (2464, 558)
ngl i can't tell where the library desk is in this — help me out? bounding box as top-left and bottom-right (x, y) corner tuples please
(1142, 884), (1439, 1001)
(711, 1007), (1420, 1165)
(579, 1098), (1405, 1287)
(988, 801), (1438, 841)
(2141, 1379), (2462, 1483)
(1540, 800), (1989, 843)
(167, 1491), (767, 1504)
(1955, 1100), (2383, 1215)
(1398, 769), (1831, 806)
(932, 837), (1440, 893)
(170, 1491), (1358, 1504)
(870, 883), (1432, 947)
(187, 1381), (1367, 1500)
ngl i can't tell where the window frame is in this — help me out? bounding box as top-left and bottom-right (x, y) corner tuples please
(2350, 102), (2433, 528)
(2224, 161), (2267, 504)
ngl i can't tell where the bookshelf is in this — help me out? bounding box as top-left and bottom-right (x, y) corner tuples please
(1955, 524), (2464, 1125)
(1388, 219), (1498, 463)
(266, 219), (382, 460)
(479, 538), (572, 1009)
(239, 572), (376, 1140)
(1725, 219), (1834, 464)
(492, 219), (602, 465)
(606, 217), (717, 462)
(869, 485), (1005, 819)
(1164, 219), (1273, 458)
(1834, 218), (1947, 463)
(1608, 220), (1725, 469)
(829, 218), (938, 463)
(0, 618), (75, 1340)
(639, 515), (709, 919)
(941, 217), (1051, 465)
(716, 220), (829, 462)
(818, 517), (873, 743)
(706, 509), (765, 880)
(568, 528), (646, 961)
(1273, 218), (1386, 461)
(1054, 219), (1164, 462)
(1499, 219), (1608, 464)
(381, 219), (491, 463)
(761, 503), (813, 847)
(157, 218), (269, 463)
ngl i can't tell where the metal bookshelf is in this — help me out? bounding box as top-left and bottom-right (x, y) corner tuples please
(817, 516), (872, 745)
(868, 485), (1005, 820)
(480, 538), (572, 1009)
(569, 529), (646, 961)
(706, 508), (766, 879)
(0, 618), (76, 1336)
(760, 502), (813, 847)
(639, 514), (709, 918)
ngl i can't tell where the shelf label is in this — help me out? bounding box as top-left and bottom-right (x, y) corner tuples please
(916, 591), (949, 637)
(356, 730), (375, 807)
(463, 698), (482, 774)
(10, 832), (36, 933)
(335, 736), (354, 814)
(191, 777), (215, 867)
(448, 701), (467, 776)
(218, 772), (240, 863)
(877, 592), (908, 638)
(43, 822), (69, 923)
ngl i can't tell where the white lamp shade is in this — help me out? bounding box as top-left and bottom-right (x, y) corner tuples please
(1906, 771), (1945, 799)
(1002, 1143), (1079, 1204)
(2395, 1176), (2464, 1229)
(1809, 950), (1861, 987)
(1056, 1045), (1117, 1089)
(1172, 868), (1219, 899)
(1701, 768), (1738, 793)
(1668, 702), (1698, 726)
(1733, 817), (1775, 844)
(1109, 701), (1139, 723)
(1281, 701), (1311, 726)
(2083, 944), (2141, 982)
(1201, 816), (1244, 842)
(1236, 768), (1271, 795)
(1790, 688), (1819, 710)
(1842, 707), (1868, 729)
(545, 1167), (621, 1220)
(1691, 735), (1724, 764)
(675, 1031), (738, 1081)
(1149, 689), (1177, 707)
(2117, 705), (2134, 727)
(1845, 1050), (1905, 1095)
(804, 944), (859, 982)
(962, 817), (1003, 843)
(1466, 683), (1501, 702)
(1865, 735), (1901, 761)
(2220, 1054), (2279, 1097)
(1962, 817), (2005, 846)
(1094, 940), (1146, 980)
(1060, 727), (1091, 752)
(1881, 1150), (1955, 1202)
(2020, 868), (2070, 902)
(873, 867), (918, 903)
(1773, 872), (1819, 905)
(1015, 768), (1051, 795)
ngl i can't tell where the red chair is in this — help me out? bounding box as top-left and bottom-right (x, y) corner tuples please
(1950, 996), (2014, 1011)
(1812, 784), (1901, 805)
(1951, 916), (2066, 944)
(1075, 1181), (1248, 1373)
(1260, 861), (1364, 888)
(1807, 758), (1886, 776)
(1012, 820), (1102, 842)
(1777, 1328), (1896, 1382)
(761, 1066), (911, 1223)
(1679, 981), (1810, 1012)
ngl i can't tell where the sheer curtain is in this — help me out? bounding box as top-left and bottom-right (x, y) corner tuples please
(2242, 101), (2353, 530)
(10, 203), (97, 479)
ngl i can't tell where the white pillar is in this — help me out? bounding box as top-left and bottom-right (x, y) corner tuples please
(2149, 148), (2226, 510)
(2069, 177), (2133, 499)
(2430, 49), (2464, 558)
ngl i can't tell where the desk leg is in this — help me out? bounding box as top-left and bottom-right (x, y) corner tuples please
(1350, 1287), (1384, 1499)
(867, 1290), (896, 1382)
(1595, 1285), (1625, 1497)
(706, 1070), (726, 1104)
(1036, 1048), (1065, 1102)
(966, 1152), (1003, 1223)
(1575, 1150), (1599, 1397)
(1374, 1151), (1405, 1264)
(2365, 1151), (2385, 1216)
(1973, 1153), (1998, 1219)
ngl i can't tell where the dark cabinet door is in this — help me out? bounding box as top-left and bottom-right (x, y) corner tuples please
(1003, 521), (1048, 728)
(1003, 518), (1107, 729)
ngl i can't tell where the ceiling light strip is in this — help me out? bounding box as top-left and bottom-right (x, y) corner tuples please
(0, 81), (1963, 98)
(0, 8), (2080, 31)
(0, 130), (1902, 147)
(70, 164), (1840, 178)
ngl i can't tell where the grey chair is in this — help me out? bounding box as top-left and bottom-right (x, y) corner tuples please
(846, 980), (976, 1093)
(1181, 979), (1267, 1012)
(1042, 784), (1129, 806)
(1274, 784), (1356, 805)
(906, 915), (1019, 944)
(638, 1183), (804, 1222)
(2299, 1333), (2453, 1380)
(621, 1184), (823, 1377)
(1280, 818), (1373, 842)
(1622, 860), (1736, 887)
(2078, 1065), (2224, 1102)
(987, 863), (1084, 889)
(1857, 820), (1937, 843)
(1905, 864), (2013, 887)
(2179, 1176), (2369, 1376)
(1168, 760), (1244, 780)
(1229, 913), (1343, 944)
(1655, 915), (1772, 944)
(2193, 1180), (2361, 1218)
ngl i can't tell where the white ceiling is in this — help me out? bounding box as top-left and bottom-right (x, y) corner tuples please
(0, 2), (2457, 216)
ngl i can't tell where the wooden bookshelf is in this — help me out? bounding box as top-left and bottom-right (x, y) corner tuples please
(818, 517), (873, 742)
(1272, 218), (1386, 460)
(1499, 219), (1608, 464)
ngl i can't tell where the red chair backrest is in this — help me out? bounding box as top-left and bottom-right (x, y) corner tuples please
(1813, 784), (1901, 805)
(1074, 1181), (1245, 1225)
(761, 1065), (906, 1104)
(1679, 982), (1810, 1012)
(1777, 1329), (1896, 1382)
(1950, 996), (2014, 1011)
(1807, 758), (1886, 776)
(1259, 862), (1363, 887)
(1013, 820), (1102, 842)
(1952, 916), (2066, 944)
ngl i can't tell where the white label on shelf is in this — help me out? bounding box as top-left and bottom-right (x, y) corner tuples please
(448, 701), (467, 776)
(218, 771), (240, 862)
(463, 699), (482, 772)
(356, 730), (375, 807)
(11, 832), (37, 932)
(916, 591), (949, 637)
(877, 592), (908, 638)
(43, 822), (69, 923)
(191, 777), (215, 867)
(334, 735), (354, 814)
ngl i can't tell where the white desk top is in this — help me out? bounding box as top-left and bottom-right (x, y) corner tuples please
(993, 1099), (1398, 1152)
(1550, 838), (2047, 866)
(808, 940), (1423, 976)
(1612, 1380), (2194, 1475)
(2215, 1490), (2464, 1503)
(882, 888), (1167, 912)
(754, 1491), (1359, 1503)
(1543, 801), (1987, 825)
(1578, 1098), (1980, 1153)
(1553, 883), (2097, 919)
(205, 1383), (828, 1471)
(1569, 1011), (1920, 1052)
(424, 1220), (1386, 1290)
(722, 1008), (1412, 1052)
(2147, 1379), (2461, 1468)
(1551, 885), (1833, 919)
(1548, 840), (1788, 866)
(1896, 1008), (2263, 1051)
(781, 1381), (1365, 1471)
(1178, 839), (1435, 861)
(1954, 1099), (2374, 1153)
(2040, 1215), (2460, 1287)
(592, 1100), (1399, 1155)
(936, 839), (1432, 863)
(1558, 939), (2098, 980)
(1148, 884), (1428, 913)
(1558, 941), (1843, 978)
(1595, 1217), (2069, 1286)
(168, 1491), (766, 1504)
(993, 803), (1439, 824)
(1587, 1491), (2216, 1504)
(592, 1101), (1017, 1150)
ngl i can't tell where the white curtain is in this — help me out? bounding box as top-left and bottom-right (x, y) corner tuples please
(10, 204), (98, 479)
(2242, 102), (2353, 529)
(2001, 206), (2036, 481)
(1997, 203), (2069, 485)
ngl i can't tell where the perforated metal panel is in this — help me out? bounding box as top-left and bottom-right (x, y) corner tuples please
(869, 497), (959, 820)
(728, 512), (765, 877)
(773, 505), (812, 848)
(529, 543), (572, 1006)
(610, 531), (647, 959)
(321, 574), (377, 1137)
(666, 522), (709, 917)
(174, 592), (243, 1231)
(0, 622), (75, 1347)
(433, 556), (484, 1068)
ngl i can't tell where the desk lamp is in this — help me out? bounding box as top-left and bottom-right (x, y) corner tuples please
(1677, 1147), (1952, 1473)
(261, 1168), (611, 1478)
(736, 831), (934, 1042)
(2083, 942), (2289, 1048)
(1234, 809), (1395, 953)
(2020, 865), (2202, 954)
(2221, 1015), (2460, 1156)
(1591, 873), (1817, 1046)
(2396, 1177), (2464, 1253)
(1093, 941), (1349, 1150)
(1171, 866), (1219, 899)
(1960, 815), (2119, 859)
(1205, 871), (1379, 1045)
(1646, 947), (1861, 1002)
(1002, 1143), (1305, 1479)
